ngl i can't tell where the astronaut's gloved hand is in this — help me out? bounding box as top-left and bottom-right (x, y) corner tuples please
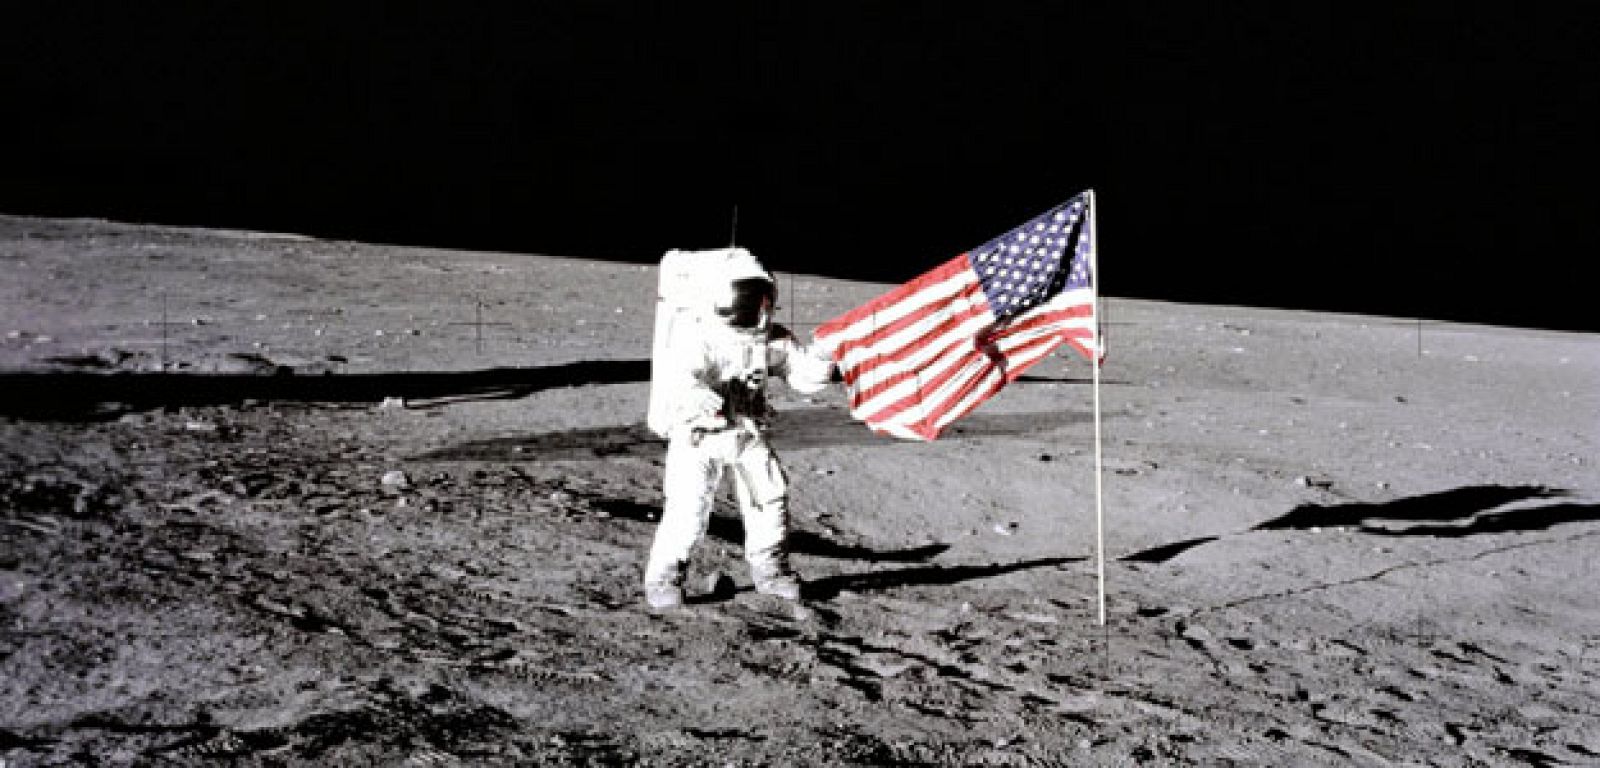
(686, 413), (729, 432)
(674, 413), (729, 445)
(807, 329), (840, 364)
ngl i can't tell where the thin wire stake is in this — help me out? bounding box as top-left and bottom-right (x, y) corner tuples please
(161, 292), (169, 371)
(145, 290), (200, 372)
(448, 293), (511, 357)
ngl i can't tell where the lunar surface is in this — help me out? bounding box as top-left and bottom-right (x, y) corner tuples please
(1, 214), (1596, 765)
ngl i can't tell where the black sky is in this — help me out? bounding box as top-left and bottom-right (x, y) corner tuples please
(3, 2), (1596, 330)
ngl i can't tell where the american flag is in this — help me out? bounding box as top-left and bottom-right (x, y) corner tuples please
(814, 192), (1099, 441)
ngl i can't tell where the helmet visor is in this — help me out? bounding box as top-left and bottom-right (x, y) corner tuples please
(716, 278), (775, 328)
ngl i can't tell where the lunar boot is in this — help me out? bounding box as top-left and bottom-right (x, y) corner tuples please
(644, 562), (686, 610)
(750, 561), (802, 601)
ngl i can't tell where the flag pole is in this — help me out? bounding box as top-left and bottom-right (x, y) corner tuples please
(1089, 188), (1106, 627)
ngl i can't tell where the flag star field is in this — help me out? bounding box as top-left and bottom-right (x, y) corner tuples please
(970, 197), (1090, 321)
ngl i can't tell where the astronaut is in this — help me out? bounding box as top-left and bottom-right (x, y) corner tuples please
(643, 249), (834, 610)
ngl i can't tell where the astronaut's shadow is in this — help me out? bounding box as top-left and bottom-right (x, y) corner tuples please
(590, 497), (1082, 602)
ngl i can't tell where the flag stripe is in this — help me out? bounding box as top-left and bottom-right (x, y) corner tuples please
(838, 295), (991, 389)
(853, 293), (1094, 423)
(851, 333), (984, 414)
(845, 304), (994, 396)
(857, 340), (991, 425)
(873, 329), (1068, 439)
(914, 366), (1002, 438)
(833, 293), (985, 373)
(816, 257), (974, 350)
(925, 337), (1062, 436)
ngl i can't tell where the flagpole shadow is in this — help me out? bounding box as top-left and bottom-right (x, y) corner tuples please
(1015, 375), (1128, 385)
(1120, 536), (1220, 564)
(804, 557), (1083, 601)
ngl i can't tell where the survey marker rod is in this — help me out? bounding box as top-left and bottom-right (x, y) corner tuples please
(1089, 188), (1106, 627)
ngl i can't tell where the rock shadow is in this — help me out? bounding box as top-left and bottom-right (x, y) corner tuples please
(1122, 485), (1597, 564)
(1250, 485), (1590, 536)
(805, 557), (1083, 600)
(1358, 502), (1600, 538)
(423, 424), (665, 461)
(0, 359), (649, 421)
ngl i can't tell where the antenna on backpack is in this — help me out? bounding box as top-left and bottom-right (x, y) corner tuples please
(730, 204), (739, 248)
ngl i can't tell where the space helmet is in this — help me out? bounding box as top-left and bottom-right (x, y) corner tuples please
(694, 248), (775, 331)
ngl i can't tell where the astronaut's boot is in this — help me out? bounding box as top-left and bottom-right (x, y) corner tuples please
(643, 562), (686, 610)
(750, 560), (802, 601)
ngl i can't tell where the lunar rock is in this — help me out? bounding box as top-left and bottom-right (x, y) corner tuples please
(380, 470), (411, 489)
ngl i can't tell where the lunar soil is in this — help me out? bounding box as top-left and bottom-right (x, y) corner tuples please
(2, 215), (1597, 766)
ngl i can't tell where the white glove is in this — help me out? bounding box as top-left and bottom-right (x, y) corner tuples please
(684, 413), (729, 432)
(671, 413), (729, 445)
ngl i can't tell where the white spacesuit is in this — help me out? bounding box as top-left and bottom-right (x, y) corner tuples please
(644, 248), (834, 609)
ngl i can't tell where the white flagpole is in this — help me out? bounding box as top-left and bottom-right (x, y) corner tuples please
(1088, 188), (1106, 627)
